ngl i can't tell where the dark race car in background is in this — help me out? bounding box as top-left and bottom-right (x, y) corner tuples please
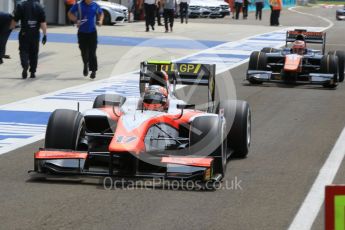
(30, 61), (251, 187)
(246, 29), (345, 88)
(336, 5), (345, 20)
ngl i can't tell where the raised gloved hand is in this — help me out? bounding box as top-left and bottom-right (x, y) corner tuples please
(42, 35), (47, 45)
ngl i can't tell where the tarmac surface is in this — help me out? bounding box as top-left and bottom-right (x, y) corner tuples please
(0, 5), (344, 230)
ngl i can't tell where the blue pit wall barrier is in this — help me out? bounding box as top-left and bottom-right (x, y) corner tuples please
(248, 0), (296, 11)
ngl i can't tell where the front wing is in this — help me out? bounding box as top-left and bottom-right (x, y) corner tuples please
(30, 149), (220, 182)
(247, 70), (336, 85)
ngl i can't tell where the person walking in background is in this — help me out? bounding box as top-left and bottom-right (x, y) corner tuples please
(65, 0), (76, 24)
(270, 0), (282, 26)
(243, 0), (250, 19)
(179, 0), (189, 24)
(128, 0), (135, 22)
(156, 0), (163, 26)
(68, 0), (104, 79)
(140, 0), (157, 32)
(255, 0), (264, 20)
(162, 0), (176, 32)
(0, 12), (14, 65)
(234, 0), (243, 20)
(269, 0), (273, 25)
(13, 0), (47, 79)
(227, 0), (235, 19)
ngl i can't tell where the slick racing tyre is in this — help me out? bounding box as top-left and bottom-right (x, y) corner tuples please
(321, 55), (339, 88)
(189, 116), (227, 177)
(328, 50), (345, 82)
(45, 109), (84, 150)
(248, 51), (267, 84)
(261, 47), (280, 53)
(93, 94), (126, 108)
(217, 100), (251, 159)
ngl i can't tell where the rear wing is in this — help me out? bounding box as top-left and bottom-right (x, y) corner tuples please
(286, 30), (326, 54)
(140, 61), (216, 102)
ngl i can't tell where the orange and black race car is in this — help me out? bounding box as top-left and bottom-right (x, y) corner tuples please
(30, 61), (251, 185)
(246, 29), (345, 88)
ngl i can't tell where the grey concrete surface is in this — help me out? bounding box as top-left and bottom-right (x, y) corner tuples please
(0, 5), (344, 230)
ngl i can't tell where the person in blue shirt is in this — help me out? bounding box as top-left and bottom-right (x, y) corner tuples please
(68, 0), (104, 79)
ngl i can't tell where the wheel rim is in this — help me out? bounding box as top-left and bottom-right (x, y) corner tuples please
(247, 109), (251, 148)
(75, 120), (86, 150)
(221, 120), (226, 172)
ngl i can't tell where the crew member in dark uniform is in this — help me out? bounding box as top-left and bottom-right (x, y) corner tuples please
(13, 0), (47, 79)
(179, 0), (189, 24)
(0, 12), (13, 65)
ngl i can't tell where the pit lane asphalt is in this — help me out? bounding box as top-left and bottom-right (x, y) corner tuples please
(0, 6), (344, 230)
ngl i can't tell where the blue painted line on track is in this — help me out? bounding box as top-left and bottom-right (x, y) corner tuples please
(249, 38), (285, 41)
(44, 79), (140, 101)
(180, 53), (249, 63)
(0, 135), (32, 141)
(9, 32), (225, 49)
(0, 110), (51, 125)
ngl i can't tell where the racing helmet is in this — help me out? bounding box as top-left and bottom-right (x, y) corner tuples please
(143, 85), (168, 111)
(292, 40), (306, 55)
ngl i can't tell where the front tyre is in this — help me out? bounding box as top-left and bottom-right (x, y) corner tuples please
(328, 50), (345, 82)
(189, 116), (227, 177)
(248, 51), (267, 84)
(45, 109), (84, 150)
(321, 55), (339, 88)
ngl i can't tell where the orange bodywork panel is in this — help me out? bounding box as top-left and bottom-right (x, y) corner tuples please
(284, 54), (302, 72)
(108, 110), (203, 154)
(35, 151), (88, 159)
(161, 157), (214, 167)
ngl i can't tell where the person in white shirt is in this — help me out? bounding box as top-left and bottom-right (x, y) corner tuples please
(179, 0), (190, 24)
(140, 0), (157, 32)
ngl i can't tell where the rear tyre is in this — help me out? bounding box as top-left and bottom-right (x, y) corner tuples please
(45, 109), (84, 150)
(189, 116), (227, 177)
(93, 94), (126, 108)
(217, 100), (251, 159)
(321, 55), (339, 88)
(328, 50), (345, 82)
(248, 51), (267, 84)
(261, 47), (280, 53)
